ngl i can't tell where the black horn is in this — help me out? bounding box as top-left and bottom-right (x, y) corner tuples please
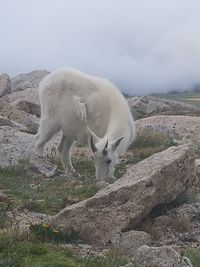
(90, 136), (97, 153)
(103, 140), (108, 156)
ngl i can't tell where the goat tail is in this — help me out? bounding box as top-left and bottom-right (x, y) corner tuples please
(73, 95), (87, 122)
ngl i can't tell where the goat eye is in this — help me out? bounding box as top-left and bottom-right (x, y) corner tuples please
(106, 159), (112, 164)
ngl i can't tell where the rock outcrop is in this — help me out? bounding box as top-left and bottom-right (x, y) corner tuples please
(0, 73), (11, 97)
(0, 102), (31, 123)
(11, 70), (49, 92)
(0, 102), (39, 134)
(8, 87), (40, 106)
(136, 115), (200, 141)
(50, 144), (196, 244)
(128, 96), (200, 119)
(22, 115), (39, 134)
(2, 70), (49, 112)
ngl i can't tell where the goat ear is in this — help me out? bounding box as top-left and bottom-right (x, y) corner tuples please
(87, 127), (100, 144)
(111, 137), (124, 151)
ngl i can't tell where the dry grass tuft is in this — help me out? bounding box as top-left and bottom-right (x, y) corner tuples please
(168, 211), (192, 233)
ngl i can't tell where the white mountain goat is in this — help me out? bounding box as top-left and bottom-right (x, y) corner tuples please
(35, 68), (135, 180)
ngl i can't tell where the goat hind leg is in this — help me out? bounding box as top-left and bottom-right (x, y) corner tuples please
(35, 119), (59, 154)
(58, 135), (79, 177)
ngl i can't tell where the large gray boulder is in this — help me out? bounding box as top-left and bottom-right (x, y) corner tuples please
(50, 144), (196, 244)
(0, 126), (35, 167)
(128, 96), (200, 119)
(0, 102), (39, 134)
(7, 70), (49, 110)
(0, 73), (11, 97)
(133, 245), (193, 267)
(0, 125), (59, 177)
(11, 70), (49, 92)
(0, 102), (31, 123)
(8, 87), (40, 106)
(136, 115), (200, 141)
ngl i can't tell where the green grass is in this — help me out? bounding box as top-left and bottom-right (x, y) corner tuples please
(0, 235), (127, 267)
(0, 157), (125, 219)
(73, 158), (95, 178)
(0, 161), (99, 215)
(127, 130), (176, 164)
(183, 249), (200, 267)
(133, 130), (176, 149)
(49, 157), (96, 178)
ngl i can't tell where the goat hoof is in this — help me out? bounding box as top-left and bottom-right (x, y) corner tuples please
(35, 145), (43, 155)
(97, 181), (109, 189)
(73, 172), (81, 178)
(78, 174), (87, 181)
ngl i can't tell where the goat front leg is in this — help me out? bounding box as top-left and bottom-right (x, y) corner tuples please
(57, 135), (80, 177)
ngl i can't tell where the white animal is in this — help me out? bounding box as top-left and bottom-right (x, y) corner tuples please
(35, 68), (135, 180)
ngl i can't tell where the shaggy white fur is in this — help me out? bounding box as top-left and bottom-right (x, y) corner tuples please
(35, 68), (135, 180)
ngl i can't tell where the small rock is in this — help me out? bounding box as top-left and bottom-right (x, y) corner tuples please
(176, 203), (200, 221)
(28, 157), (58, 177)
(0, 126), (35, 167)
(6, 209), (52, 231)
(112, 230), (151, 255)
(14, 99), (40, 117)
(133, 245), (193, 267)
(179, 233), (198, 243)
(22, 115), (39, 134)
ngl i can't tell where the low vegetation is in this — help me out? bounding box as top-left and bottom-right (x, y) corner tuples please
(126, 130), (176, 164)
(0, 233), (127, 267)
(168, 212), (192, 233)
(0, 160), (99, 215)
(29, 223), (80, 243)
(182, 249), (200, 267)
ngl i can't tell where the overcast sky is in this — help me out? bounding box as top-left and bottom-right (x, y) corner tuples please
(1, 0), (200, 95)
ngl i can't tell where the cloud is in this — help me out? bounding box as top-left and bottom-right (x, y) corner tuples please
(0, 0), (200, 95)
